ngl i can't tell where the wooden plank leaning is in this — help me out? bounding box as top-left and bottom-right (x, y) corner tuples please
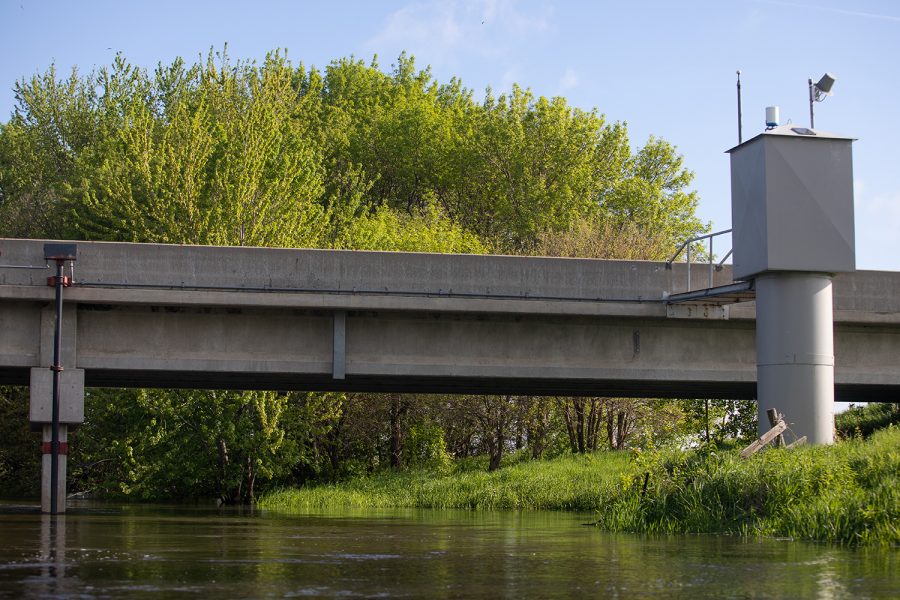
(740, 419), (788, 459)
(786, 436), (807, 449)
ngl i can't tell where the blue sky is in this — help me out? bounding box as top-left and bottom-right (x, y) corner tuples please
(1, 0), (898, 270)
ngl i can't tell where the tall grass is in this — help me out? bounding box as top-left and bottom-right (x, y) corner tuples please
(260, 428), (900, 546)
(597, 426), (900, 546)
(260, 451), (630, 512)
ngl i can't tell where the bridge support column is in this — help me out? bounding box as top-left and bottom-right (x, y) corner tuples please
(40, 424), (69, 514)
(755, 273), (834, 445)
(30, 367), (84, 513)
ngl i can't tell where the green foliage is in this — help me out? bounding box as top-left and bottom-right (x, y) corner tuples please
(676, 399), (758, 445)
(70, 389), (340, 503)
(535, 217), (673, 260)
(260, 450), (632, 511)
(836, 403), (900, 439)
(67, 51), (325, 246)
(596, 426), (900, 546)
(603, 135), (704, 245)
(403, 421), (452, 473)
(0, 387), (40, 499)
(1, 49), (706, 254)
(333, 194), (486, 253)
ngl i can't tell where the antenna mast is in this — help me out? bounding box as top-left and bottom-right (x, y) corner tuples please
(736, 70), (743, 143)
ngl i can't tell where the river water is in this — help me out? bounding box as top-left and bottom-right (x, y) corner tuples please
(0, 501), (897, 599)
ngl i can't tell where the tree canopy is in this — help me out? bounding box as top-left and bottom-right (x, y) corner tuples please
(0, 49), (705, 254)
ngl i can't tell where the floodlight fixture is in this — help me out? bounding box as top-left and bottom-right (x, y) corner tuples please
(814, 73), (836, 97)
(808, 72), (837, 128)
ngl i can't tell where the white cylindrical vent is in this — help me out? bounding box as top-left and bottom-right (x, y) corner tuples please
(765, 106), (780, 128)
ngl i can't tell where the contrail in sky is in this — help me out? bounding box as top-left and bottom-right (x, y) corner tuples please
(750, 0), (900, 23)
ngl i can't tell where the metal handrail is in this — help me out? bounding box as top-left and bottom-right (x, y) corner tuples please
(0, 251), (51, 270)
(0, 263), (50, 270)
(667, 229), (732, 291)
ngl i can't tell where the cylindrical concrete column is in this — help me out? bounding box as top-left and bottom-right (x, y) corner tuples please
(755, 272), (835, 444)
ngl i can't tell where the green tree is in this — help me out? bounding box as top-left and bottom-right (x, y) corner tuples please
(0, 387), (40, 499)
(70, 389), (342, 503)
(602, 135), (705, 248)
(68, 51), (327, 247)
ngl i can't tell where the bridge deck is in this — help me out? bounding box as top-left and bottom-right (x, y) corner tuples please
(2, 238), (899, 400)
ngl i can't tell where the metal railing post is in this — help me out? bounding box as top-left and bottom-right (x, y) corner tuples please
(686, 243), (691, 290)
(667, 229), (733, 294)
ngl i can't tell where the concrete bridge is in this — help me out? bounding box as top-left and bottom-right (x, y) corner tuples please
(2, 238), (900, 511)
(2, 238), (900, 399)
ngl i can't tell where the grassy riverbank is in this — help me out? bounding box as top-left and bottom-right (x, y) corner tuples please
(260, 427), (900, 546)
(599, 426), (899, 546)
(260, 451), (631, 511)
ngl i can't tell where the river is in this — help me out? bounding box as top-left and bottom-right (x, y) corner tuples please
(0, 501), (897, 598)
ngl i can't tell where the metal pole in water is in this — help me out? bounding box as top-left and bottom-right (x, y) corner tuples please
(49, 259), (64, 515)
(43, 243), (76, 515)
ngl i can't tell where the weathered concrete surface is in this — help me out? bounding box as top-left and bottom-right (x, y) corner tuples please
(29, 368), (84, 423)
(1, 238), (899, 400)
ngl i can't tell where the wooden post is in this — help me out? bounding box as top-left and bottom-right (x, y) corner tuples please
(766, 408), (785, 448)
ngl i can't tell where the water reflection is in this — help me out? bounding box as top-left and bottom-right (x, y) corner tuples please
(36, 515), (68, 597)
(0, 502), (897, 599)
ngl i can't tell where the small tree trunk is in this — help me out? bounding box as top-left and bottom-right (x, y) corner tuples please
(390, 394), (404, 469)
(616, 411), (627, 450)
(528, 412), (547, 460)
(217, 438), (232, 503)
(561, 399), (578, 454)
(488, 426), (504, 471)
(575, 398), (586, 453)
(606, 411), (615, 450)
(587, 398), (602, 451)
(705, 399), (711, 444)
(246, 455), (256, 504)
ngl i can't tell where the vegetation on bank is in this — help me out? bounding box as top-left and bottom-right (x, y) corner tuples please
(261, 426), (900, 547)
(836, 402), (900, 440)
(260, 451), (632, 512)
(600, 425), (899, 546)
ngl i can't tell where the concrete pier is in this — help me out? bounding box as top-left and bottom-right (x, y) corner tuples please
(755, 273), (835, 444)
(40, 424), (68, 514)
